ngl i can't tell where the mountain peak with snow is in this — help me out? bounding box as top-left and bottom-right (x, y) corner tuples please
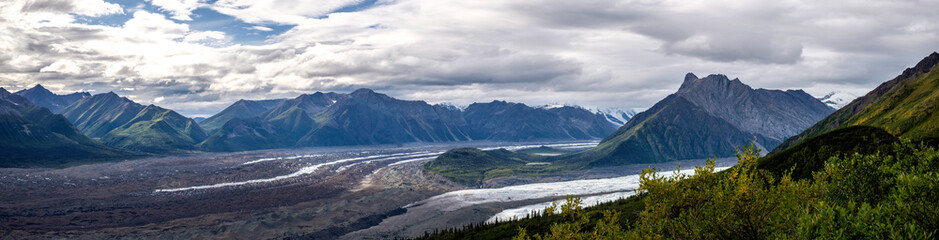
(590, 107), (640, 126)
(816, 91), (859, 109)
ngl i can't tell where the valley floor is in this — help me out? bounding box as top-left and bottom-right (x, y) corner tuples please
(0, 141), (734, 239)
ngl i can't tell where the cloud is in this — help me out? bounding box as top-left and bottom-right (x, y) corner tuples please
(39, 59), (82, 74)
(19, 0), (124, 17)
(211, 0), (365, 24)
(0, 0), (937, 117)
(148, 0), (201, 21)
(123, 11), (189, 40)
(183, 30), (230, 46)
(250, 26), (273, 31)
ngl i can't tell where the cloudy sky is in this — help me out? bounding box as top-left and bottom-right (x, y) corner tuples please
(1, 0), (937, 117)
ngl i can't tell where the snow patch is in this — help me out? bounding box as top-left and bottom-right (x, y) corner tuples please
(817, 91), (859, 109)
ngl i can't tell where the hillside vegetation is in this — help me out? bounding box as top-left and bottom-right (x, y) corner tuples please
(418, 138), (939, 239)
(775, 52), (939, 153)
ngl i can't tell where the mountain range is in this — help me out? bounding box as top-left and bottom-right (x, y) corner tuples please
(773, 51), (939, 153)
(59, 92), (207, 153)
(198, 98), (286, 133)
(0, 88), (129, 167)
(563, 73), (834, 166)
(201, 89), (617, 151)
(14, 84), (90, 113)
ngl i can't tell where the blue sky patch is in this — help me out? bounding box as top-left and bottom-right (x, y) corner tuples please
(73, 0), (295, 46)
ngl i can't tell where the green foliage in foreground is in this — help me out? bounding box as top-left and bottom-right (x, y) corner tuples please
(419, 141), (939, 239)
(757, 125), (897, 180)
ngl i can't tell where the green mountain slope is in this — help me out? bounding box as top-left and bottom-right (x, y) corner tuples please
(0, 88), (130, 167)
(564, 95), (777, 166)
(60, 92), (206, 153)
(758, 125), (897, 180)
(773, 51), (939, 153)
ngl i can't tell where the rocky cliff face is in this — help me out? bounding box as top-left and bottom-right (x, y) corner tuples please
(676, 73), (834, 143)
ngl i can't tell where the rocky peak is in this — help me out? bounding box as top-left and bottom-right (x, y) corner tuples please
(671, 72), (832, 141)
(683, 72), (699, 83)
(677, 73), (752, 97)
(899, 52), (939, 79)
(27, 84), (53, 95)
(350, 88), (378, 97)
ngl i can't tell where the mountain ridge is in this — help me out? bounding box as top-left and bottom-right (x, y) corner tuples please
(201, 88), (616, 151)
(561, 73), (833, 165)
(60, 92), (207, 153)
(14, 84), (90, 113)
(773, 51), (939, 153)
(0, 88), (131, 167)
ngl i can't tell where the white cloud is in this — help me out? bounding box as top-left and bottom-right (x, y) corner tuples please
(123, 11), (189, 40)
(39, 60), (82, 74)
(183, 31), (230, 47)
(17, 0), (123, 17)
(148, 0), (202, 21)
(250, 26), (273, 31)
(74, 0), (124, 16)
(211, 0), (365, 24)
(1, 0), (938, 117)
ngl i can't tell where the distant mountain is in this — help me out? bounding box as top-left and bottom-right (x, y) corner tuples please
(566, 73), (833, 166)
(435, 103), (464, 111)
(14, 84), (90, 113)
(773, 52), (939, 153)
(260, 92), (346, 119)
(202, 89), (615, 151)
(0, 88), (128, 167)
(591, 107), (638, 126)
(463, 101), (616, 141)
(297, 89), (470, 146)
(816, 91), (859, 109)
(199, 98), (286, 133)
(60, 93), (207, 153)
(197, 117), (284, 151)
(193, 117), (206, 123)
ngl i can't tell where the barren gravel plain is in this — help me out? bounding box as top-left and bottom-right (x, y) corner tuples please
(0, 140), (735, 239)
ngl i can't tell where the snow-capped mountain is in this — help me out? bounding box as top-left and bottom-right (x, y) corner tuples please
(817, 91), (859, 109)
(434, 102), (466, 111)
(591, 107), (639, 126)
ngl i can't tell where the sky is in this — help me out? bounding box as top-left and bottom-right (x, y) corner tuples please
(1, 0), (937, 117)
